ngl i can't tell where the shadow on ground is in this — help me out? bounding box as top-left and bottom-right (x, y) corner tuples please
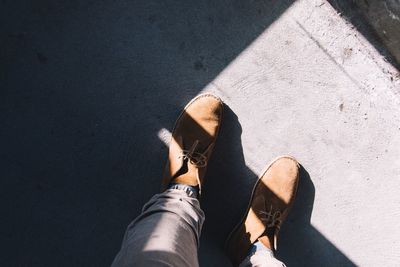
(0, 0), (373, 266)
(200, 105), (355, 266)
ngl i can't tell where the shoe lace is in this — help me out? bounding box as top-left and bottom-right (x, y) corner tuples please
(178, 140), (208, 168)
(259, 204), (282, 228)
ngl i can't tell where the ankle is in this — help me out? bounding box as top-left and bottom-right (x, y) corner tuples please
(249, 240), (274, 257)
(167, 183), (199, 199)
(257, 235), (274, 252)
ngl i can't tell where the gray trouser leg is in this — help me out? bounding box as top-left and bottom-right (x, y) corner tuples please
(112, 189), (204, 267)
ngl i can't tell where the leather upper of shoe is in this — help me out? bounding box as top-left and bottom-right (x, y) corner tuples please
(226, 156), (300, 266)
(246, 157), (299, 245)
(161, 94), (223, 194)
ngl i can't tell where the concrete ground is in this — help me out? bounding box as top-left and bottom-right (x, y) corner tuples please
(1, 0), (400, 266)
(331, 0), (400, 66)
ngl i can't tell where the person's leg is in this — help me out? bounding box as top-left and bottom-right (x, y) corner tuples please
(112, 186), (203, 267)
(112, 94), (223, 267)
(225, 156), (300, 267)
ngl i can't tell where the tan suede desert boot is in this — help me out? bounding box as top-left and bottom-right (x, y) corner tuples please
(225, 156), (300, 266)
(161, 94), (223, 195)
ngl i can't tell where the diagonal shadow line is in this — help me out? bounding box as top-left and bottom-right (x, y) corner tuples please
(200, 104), (356, 267)
(3, 0), (388, 266)
(1, 1), (297, 265)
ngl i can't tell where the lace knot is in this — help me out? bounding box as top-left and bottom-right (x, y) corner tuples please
(178, 140), (208, 167)
(259, 204), (282, 228)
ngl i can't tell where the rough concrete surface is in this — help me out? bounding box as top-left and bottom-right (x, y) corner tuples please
(325, 0), (400, 69)
(1, 0), (400, 266)
(343, 0), (400, 65)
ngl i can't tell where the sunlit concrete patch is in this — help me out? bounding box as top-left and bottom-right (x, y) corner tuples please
(202, 0), (400, 265)
(157, 128), (172, 146)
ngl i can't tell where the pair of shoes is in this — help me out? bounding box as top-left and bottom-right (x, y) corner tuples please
(161, 94), (300, 266)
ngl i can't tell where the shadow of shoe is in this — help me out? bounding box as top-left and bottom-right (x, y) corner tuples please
(277, 166), (356, 267)
(200, 104), (356, 267)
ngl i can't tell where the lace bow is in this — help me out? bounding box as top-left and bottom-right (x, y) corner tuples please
(178, 140), (208, 167)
